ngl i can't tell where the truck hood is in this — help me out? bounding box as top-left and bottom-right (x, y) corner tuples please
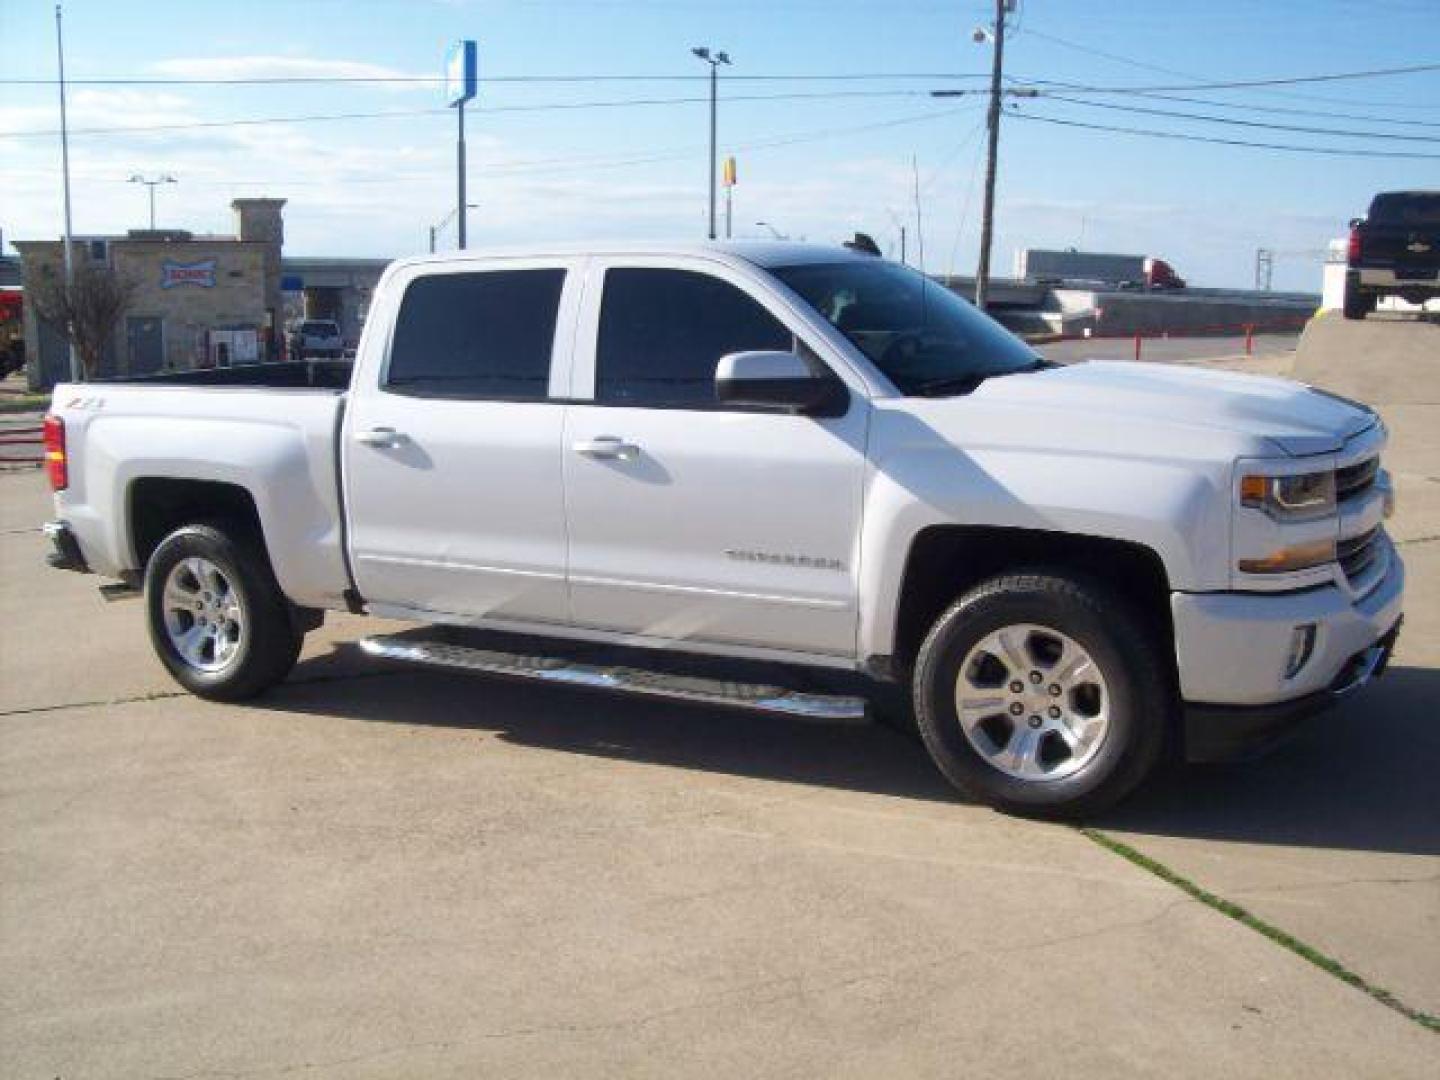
(968, 360), (1374, 456)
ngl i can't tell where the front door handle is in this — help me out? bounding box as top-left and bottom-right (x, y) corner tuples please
(573, 435), (640, 461)
(355, 426), (410, 449)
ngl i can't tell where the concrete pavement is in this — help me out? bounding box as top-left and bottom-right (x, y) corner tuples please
(2, 320), (1437, 1076)
(1096, 313), (1440, 1020)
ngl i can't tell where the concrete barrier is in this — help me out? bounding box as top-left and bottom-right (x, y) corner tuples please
(1086, 290), (1315, 335)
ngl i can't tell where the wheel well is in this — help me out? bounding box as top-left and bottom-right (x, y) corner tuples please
(128, 478), (264, 569)
(890, 526), (1173, 674)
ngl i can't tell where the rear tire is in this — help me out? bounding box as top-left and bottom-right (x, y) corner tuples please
(1342, 280), (1374, 320)
(144, 523), (302, 701)
(912, 570), (1172, 819)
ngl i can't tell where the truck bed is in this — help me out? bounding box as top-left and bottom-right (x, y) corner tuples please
(49, 369), (355, 610)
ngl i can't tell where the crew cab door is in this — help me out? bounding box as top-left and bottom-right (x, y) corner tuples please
(562, 258), (869, 658)
(343, 259), (581, 624)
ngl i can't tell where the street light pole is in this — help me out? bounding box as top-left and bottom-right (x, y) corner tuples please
(128, 174), (177, 230)
(691, 47), (730, 241)
(54, 3), (80, 381)
(974, 0), (1008, 311)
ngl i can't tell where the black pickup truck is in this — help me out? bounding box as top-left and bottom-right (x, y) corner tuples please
(1344, 190), (1440, 319)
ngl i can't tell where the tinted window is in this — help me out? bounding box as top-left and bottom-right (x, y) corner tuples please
(596, 268), (793, 407)
(1369, 193), (1440, 226)
(387, 269), (565, 399)
(772, 261), (1040, 396)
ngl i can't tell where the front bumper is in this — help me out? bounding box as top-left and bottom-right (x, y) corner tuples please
(1172, 539), (1403, 707)
(1184, 617), (1401, 762)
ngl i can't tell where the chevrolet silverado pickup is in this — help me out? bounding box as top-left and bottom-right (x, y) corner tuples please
(1344, 190), (1440, 318)
(42, 242), (1404, 816)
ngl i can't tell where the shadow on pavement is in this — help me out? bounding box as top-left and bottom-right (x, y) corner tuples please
(276, 646), (958, 804)
(1097, 665), (1440, 858)
(272, 646), (1438, 854)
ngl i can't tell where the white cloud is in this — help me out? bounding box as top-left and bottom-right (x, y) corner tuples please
(148, 55), (434, 90)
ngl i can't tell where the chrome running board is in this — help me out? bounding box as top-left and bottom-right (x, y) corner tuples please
(359, 633), (868, 722)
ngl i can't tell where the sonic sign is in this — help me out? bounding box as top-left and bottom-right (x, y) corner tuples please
(160, 258), (217, 289)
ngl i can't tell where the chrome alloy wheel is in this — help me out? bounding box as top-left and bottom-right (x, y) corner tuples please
(953, 623), (1110, 782)
(161, 556), (245, 673)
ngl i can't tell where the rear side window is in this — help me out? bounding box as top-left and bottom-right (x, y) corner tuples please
(386, 269), (565, 400)
(1368, 193), (1440, 226)
(596, 268), (792, 407)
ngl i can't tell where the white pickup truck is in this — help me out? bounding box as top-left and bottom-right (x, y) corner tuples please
(42, 242), (1404, 816)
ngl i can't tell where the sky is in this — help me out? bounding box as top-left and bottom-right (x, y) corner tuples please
(1, 0), (1437, 291)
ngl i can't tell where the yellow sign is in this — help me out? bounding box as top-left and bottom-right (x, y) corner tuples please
(722, 156), (737, 187)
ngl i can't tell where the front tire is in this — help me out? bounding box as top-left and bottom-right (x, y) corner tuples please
(912, 571), (1172, 818)
(144, 523), (302, 701)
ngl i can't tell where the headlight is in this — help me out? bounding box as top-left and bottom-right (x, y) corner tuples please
(1240, 470), (1336, 522)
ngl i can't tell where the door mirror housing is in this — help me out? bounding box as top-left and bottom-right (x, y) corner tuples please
(715, 350), (844, 415)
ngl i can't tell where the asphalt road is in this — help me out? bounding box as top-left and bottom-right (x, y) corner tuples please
(2, 317), (1436, 1077)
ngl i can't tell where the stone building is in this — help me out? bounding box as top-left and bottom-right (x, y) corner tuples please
(17, 199), (286, 388)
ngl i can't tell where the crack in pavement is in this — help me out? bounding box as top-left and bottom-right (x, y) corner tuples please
(0, 666), (406, 719)
(1080, 828), (1440, 1034)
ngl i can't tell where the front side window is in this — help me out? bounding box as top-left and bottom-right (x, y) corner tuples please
(771, 260), (1041, 396)
(386, 268), (565, 400)
(596, 268), (794, 407)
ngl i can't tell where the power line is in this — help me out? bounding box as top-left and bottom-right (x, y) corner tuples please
(1041, 93), (1440, 143)
(1016, 28), (1440, 109)
(1109, 90), (1440, 131)
(1011, 111), (1440, 159)
(0, 71), (991, 87)
(1025, 61), (1440, 96)
(46, 105), (978, 187)
(0, 88), (941, 140)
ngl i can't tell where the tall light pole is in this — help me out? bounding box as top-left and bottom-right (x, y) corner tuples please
(54, 3), (80, 381)
(128, 173), (177, 230)
(973, 0), (1009, 311)
(691, 46), (730, 241)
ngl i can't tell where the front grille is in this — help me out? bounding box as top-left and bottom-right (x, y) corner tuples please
(1338, 526), (1383, 585)
(1336, 456), (1379, 503)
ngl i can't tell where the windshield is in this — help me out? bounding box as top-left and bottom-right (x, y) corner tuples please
(1369, 193), (1440, 227)
(771, 260), (1041, 396)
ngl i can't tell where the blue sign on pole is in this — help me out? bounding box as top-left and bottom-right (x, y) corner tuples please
(446, 40), (478, 107)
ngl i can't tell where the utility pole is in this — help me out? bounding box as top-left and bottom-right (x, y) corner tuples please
(692, 47), (730, 240)
(974, 0), (1008, 311)
(55, 3), (80, 381)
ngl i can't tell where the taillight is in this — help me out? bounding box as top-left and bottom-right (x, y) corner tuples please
(42, 414), (67, 491)
(1347, 226), (1362, 266)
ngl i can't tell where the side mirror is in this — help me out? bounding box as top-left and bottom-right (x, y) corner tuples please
(715, 350), (843, 415)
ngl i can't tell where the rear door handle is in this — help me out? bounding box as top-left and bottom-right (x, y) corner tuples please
(573, 435), (640, 461)
(355, 426), (410, 449)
